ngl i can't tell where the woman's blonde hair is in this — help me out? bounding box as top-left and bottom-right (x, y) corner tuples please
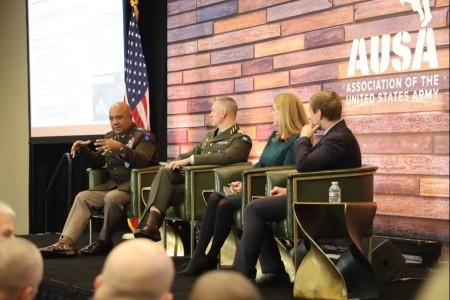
(274, 93), (308, 140)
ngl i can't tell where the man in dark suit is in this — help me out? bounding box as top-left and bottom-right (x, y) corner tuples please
(134, 96), (252, 241)
(40, 102), (159, 257)
(232, 91), (362, 286)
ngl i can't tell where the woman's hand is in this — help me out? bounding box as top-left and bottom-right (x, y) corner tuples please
(229, 181), (242, 194)
(270, 186), (286, 197)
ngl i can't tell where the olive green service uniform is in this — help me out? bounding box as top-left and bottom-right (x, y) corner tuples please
(61, 123), (159, 243)
(138, 124), (252, 225)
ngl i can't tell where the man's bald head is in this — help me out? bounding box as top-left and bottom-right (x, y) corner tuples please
(0, 237), (44, 300)
(93, 239), (175, 300)
(109, 102), (133, 135)
(189, 270), (262, 300)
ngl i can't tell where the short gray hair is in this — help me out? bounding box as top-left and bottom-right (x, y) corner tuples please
(0, 201), (15, 217)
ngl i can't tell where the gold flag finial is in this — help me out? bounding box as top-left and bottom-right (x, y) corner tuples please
(130, 0), (139, 20)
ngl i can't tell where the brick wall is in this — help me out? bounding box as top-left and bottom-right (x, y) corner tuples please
(166, 0), (449, 248)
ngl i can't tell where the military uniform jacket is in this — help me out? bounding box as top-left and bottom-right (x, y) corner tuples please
(177, 124), (252, 165)
(79, 123), (159, 192)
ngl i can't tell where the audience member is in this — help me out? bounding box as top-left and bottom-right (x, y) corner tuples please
(93, 239), (175, 300)
(0, 237), (44, 300)
(180, 93), (309, 276)
(0, 201), (15, 240)
(188, 270), (263, 300)
(134, 96), (252, 241)
(232, 91), (362, 286)
(40, 102), (159, 257)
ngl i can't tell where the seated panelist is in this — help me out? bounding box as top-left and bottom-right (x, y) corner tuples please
(134, 96), (252, 241)
(40, 102), (159, 257)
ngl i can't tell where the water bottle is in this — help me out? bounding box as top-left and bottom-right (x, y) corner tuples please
(329, 181), (341, 203)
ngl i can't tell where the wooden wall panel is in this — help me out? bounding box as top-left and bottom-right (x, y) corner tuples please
(166, 0), (450, 247)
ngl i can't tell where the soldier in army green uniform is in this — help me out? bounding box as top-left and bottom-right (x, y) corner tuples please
(134, 96), (252, 241)
(40, 102), (159, 257)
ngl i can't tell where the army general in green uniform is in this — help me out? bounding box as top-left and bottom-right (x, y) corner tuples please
(40, 102), (159, 257)
(134, 96), (252, 241)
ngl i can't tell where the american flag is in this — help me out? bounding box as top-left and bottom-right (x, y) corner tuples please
(124, 10), (150, 130)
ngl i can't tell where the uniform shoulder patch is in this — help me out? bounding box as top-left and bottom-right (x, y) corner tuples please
(142, 132), (152, 141)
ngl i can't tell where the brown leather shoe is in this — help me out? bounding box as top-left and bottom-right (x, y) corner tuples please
(133, 224), (161, 241)
(80, 240), (113, 256)
(39, 241), (78, 258)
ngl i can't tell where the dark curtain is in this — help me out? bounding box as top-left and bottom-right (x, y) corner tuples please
(29, 0), (167, 233)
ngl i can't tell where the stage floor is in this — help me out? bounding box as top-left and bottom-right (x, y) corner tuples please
(22, 232), (432, 300)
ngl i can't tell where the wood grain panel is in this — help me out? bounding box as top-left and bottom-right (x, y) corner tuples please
(167, 72), (183, 85)
(168, 80), (234, 99)
(168, 53), (210, 72)
(211, 45), (253, 64)
(274, 43), (351, 69)
(255, 34), (305, 58)
(167, 128), (187, 143)
(374, 174), (421, 195)
(167, 113), (205, 129)
(267, 0), (331, 22)
(198, 24), (280, 51)
(346, 111), (449, 134)
(434, 133), (450, 154)
(305, 27), (345, 48)
(355, 133), (433, 154)
(197, 0), (227, 7)
(214, 10), (266, 34)
(168, 22), (213, 43)
(238, 0), (291, 13)
(281, 6), (354, 36)
(362, 154), (449, 176)
(168, 0), (197, 16)
(168, 10), (196, 29)
(183, 63), (241, 83)
(167, 100), (187, 114)
(168, 41), (197, 57)
(354, 0), (418, 20)
(242, 57), (273, 76)
(235, 77), (253, 93)
(375, 194), (449, 219)
(420, 177), (449, 197)
(197, 0), (237, 22)
(290, 63), (338, 85)
(254, 71), (289, 90)
(346, 9), (448, 40)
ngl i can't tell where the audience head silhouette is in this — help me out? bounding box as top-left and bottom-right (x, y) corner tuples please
(93, 239), (175, 300)
(188, 270), (263, 300)
(0, 237), (44, 300)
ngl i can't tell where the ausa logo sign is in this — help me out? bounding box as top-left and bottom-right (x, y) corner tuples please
(345, 0), (441, 105)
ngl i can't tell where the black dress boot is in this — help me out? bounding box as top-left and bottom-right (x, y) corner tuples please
(134, 210), (163, 241)
(178, 255), (219, 276)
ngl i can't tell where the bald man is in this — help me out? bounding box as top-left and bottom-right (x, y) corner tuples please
(40, 102), (159, 257)
(0, 237), (44, 300)
(189, 270), (262, 300)
(0, 201), (15, 240)
(93, 239), (175, 300)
